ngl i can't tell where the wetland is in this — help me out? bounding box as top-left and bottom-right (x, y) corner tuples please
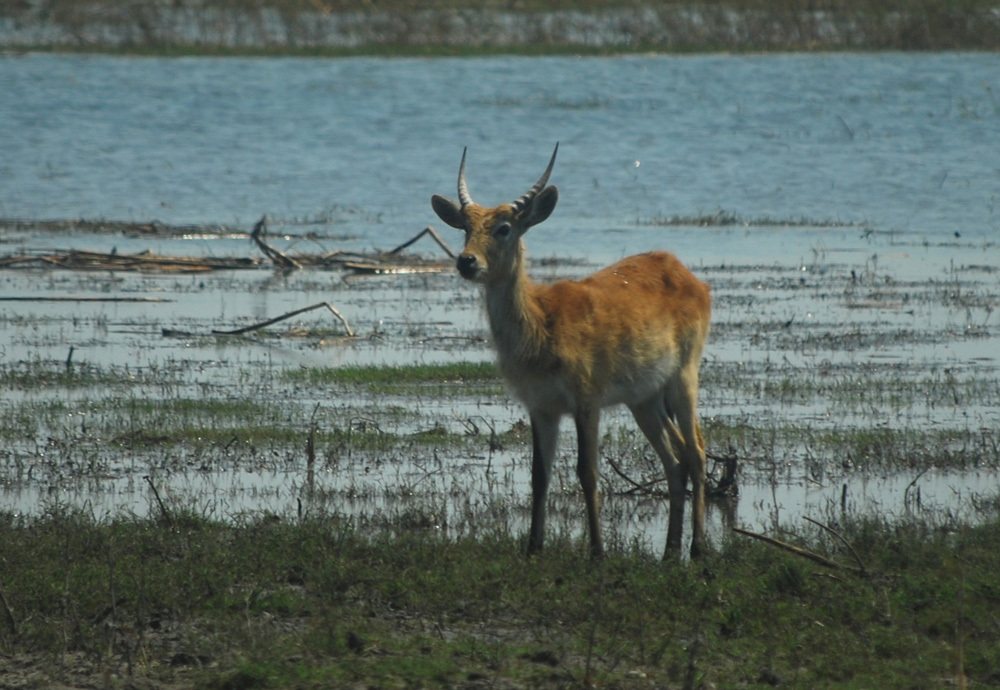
(1, 52), (999, 687)
(1, 217), (999, 688)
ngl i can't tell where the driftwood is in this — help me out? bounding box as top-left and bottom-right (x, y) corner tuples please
(249, 216), (454, 275)
(164, 301), (354, 339)
(0, 219), (455, 275)
(388, 226), (456, 258)
(0, 215), (455, 275)
(211, 301), (354, 337)
(307, 227), (455, 274)
(0, 249), (259, 272)
(251, 216), (301, 270)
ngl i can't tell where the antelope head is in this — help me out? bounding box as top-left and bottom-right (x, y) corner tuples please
(432, 144), (560, 283)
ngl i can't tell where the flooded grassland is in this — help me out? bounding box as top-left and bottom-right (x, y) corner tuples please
(1, 220), (997, 551)
(2, 218), (1000, 689)
(2, 49), (1000, 688)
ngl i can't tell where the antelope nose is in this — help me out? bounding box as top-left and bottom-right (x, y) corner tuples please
(456, 253), (478, 276)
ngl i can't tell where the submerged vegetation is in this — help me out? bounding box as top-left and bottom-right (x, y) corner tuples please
(1, 0), (999, 54)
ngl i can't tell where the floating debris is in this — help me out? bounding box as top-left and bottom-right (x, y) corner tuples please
(0, 216), (455, 276)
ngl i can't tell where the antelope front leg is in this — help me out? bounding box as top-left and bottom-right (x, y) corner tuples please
(575, 406), (604, 558)
(527, 412), (560, 556)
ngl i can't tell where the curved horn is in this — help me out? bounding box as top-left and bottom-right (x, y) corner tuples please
(510, 143), (559, 215)
(457, 147), (474, 208)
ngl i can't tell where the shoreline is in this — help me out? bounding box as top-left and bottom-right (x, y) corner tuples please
(2, 1), (999, 55)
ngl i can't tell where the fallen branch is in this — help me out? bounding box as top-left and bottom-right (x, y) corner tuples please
(606, 456), (668, 496)
(0, 249), (259, 272)
(1, 223), (455, 275)
(802, 516), (868, 574)
(388, 225), (456, 258)
(251, 215), (301, 270)
(211, 301), (354, 337)
(732, 526), (863, 574)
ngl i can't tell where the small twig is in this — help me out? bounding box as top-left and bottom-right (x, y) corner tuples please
(732, 526), (862, 574)
(388, 225), (456, 258)
(143, 475), (173, 527)
(904, 466), (931, 507)
(606, 449), (736, 498)
(251, 215), (301, 270)
(606, 456), (667, 496)
(212, 301), (354, 337)
(307, 403), (320, 473)
(803, 516), (867, 574)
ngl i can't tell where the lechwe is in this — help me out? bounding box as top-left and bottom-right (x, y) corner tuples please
(432, 144), (711, 559)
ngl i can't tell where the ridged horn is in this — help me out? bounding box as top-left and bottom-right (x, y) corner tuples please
(457, 147), (473, 208)
(510, 143), (559, 215)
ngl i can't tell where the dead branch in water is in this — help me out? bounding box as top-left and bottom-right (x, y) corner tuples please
(0, 249), (259, 272)
(251, 215), (301, 270)
(0, 220), (455, 275)
(388, 225), (456, 258)
(211, 301), (354, 337)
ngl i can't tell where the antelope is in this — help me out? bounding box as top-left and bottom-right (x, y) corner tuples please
(432, 144), (711, 559)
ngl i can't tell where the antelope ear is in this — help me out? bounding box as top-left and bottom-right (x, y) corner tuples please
(431, 194), (465, 230)
(520, 185), (558, 231)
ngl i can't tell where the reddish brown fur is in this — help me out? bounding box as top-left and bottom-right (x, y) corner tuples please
(433, 149), (711, 559)
(525, 252), (710, 400)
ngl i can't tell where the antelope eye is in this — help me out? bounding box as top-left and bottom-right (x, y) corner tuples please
(493, 222), (512, 238)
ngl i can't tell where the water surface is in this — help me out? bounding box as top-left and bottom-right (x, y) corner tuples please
(1, 53), (998, 545)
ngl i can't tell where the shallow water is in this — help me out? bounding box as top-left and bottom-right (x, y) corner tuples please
(1, 53), (999, 547)
(2, 53), (999, 242)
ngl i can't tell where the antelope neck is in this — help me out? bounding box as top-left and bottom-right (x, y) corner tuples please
(483, 251), (546, 367)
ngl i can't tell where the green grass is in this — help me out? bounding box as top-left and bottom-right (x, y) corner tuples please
(1, 508), (998, 688)
(286, 361), (498, 385)
(0, 360), (138, 390)
(284, 361), (503, 396)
